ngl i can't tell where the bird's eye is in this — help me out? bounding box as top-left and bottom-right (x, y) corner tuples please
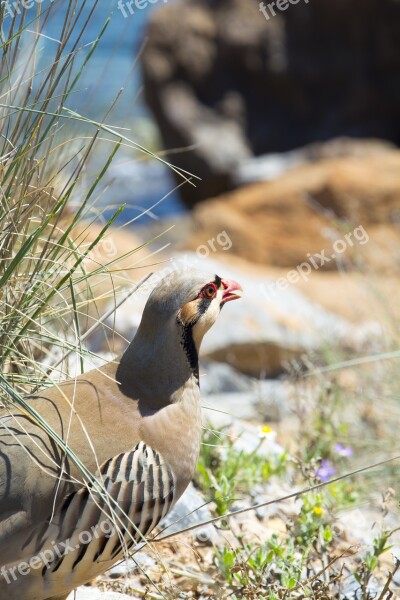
(200, 283), (217, 299)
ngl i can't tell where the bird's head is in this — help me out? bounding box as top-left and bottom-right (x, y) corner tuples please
(177, 272), (242, 345)
(140, 270), (242, 364)
(149, 269), (241, 325)
(121, 271), (242, 398)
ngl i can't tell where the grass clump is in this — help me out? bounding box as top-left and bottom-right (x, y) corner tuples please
(0, 3), (120, 392)
(0, 4), (176, 579)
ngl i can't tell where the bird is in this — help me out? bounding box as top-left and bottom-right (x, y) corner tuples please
(0, 270), (242, 600)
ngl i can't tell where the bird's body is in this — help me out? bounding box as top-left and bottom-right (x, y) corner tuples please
(0, 271), (242, 600)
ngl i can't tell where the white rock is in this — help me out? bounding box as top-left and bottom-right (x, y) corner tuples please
(202, 392), (264, 424)
(107, 553), (155, 578)
(66, 587), (136, 600)
(200, 361), (253, 395)
(234, 149), (305, 184)
(202, 411), (284, 458)
(202, 379), (292, 423)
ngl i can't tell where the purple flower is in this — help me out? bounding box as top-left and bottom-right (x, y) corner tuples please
(334, 443), (353, 458)
(316, 460), (336, 483)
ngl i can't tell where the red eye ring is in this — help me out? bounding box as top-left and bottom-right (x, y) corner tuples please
(200, 282), (217, 299)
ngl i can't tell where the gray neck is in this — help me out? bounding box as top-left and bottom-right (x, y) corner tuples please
(116, 318), (199, 412)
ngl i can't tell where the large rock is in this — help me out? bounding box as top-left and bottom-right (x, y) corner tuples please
(142, 0), (400, 205)
(94, 253), (353, 376)
(234, 137), (395, 185)
(202, 376), (293, 423)
(183, 152), (400, 272)
(198, 255), (349, 374)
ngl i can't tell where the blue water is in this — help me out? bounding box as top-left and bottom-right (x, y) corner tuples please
(39, 1), (156, 118)
(19, 1), (185, 220)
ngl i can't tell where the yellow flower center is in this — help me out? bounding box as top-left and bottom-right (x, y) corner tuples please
(261, 425), (272, 433)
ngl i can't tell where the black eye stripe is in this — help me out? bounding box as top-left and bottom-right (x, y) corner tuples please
(197, 297), (210, 315)
(214, 274), (222, 287)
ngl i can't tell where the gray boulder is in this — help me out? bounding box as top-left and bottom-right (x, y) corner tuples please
(158, 482), (218, 545)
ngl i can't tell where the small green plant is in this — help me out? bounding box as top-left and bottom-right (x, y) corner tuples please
(210, 448), (362, 598)
(298, 383), (351, 464)
(295, 484), (357, 548)
(195, 426), (287, 516)
(355, 530), (396, 599)
(214, 532), (317, 598)
(295, 492), (333, 548)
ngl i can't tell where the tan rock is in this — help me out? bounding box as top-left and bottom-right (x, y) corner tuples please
(184, 153), (400, 273)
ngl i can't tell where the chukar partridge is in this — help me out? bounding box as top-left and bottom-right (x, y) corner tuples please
(0, 271), (242, 600)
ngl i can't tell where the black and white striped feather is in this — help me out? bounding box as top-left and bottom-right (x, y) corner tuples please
(17, 442), (174, 595)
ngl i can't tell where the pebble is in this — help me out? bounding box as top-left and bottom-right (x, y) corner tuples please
(107, 553), (155, 578)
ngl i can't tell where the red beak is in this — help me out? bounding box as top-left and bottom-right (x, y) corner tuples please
(221, 278), (243, 303)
